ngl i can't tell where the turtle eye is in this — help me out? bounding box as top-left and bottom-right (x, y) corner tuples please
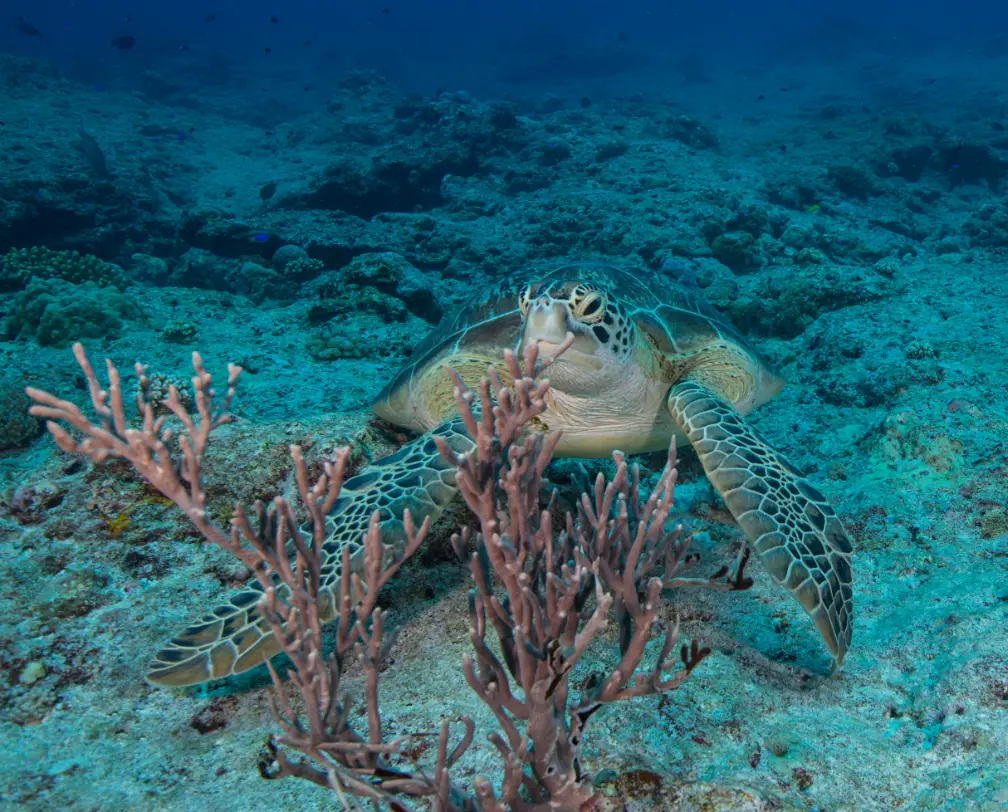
(572, 291), (606, 324)
(518, 285), (533, 317)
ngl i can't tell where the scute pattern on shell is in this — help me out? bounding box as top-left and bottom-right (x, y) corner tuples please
(375, 261), (765, 412)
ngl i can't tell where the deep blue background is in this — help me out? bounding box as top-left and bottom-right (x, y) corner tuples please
(3, 1), (1007, 96)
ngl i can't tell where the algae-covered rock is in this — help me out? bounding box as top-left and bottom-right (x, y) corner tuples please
(594, 139), (629, 162)
(727, 265), (892, 338)
(343, 251), (413, 290)
(130, 253), (170, 285)
(306, 321), (413, 361)
(271, 244), (309, 272)
(538, 139), (571, 166)
(305, 284), (408, 325)
(270, 244), (329, 284)
(338, 252), (442, 322)
(827, 164), (878, 199)
(177, 207), (280, 259)
(284, 256), (325, 281)
(230, 261), (297, 303)
(665, 115), (719, 149)
(710, 231), (757, 272)
(161, 320), (198, 344)
(0, 372), (43, 451)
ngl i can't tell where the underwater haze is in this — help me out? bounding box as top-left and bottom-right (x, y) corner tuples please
(1, 0), (1007, 810)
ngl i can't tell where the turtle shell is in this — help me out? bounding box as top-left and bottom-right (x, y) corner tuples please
(372, 261), (774, 427)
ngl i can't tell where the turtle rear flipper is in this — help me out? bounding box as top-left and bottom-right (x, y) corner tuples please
(667, 379), (853, 666)
(147, 579), (295, 687)
(146, 420), (472, 687)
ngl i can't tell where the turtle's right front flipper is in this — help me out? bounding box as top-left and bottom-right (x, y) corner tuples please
(146, 420), (474, 687)
(667, 380), (854, 666)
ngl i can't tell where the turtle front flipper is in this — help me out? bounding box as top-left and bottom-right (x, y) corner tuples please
(666, 379), (853, 666)
(146, 420), (473, 687)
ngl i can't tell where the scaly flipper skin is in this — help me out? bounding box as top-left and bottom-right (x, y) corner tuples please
(146, 419), (474, 687)
(666, 379), (853, 665)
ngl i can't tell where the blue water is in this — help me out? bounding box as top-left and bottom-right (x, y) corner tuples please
(6, 1), (1008, 97)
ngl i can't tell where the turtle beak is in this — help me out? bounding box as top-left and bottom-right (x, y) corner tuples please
(523, 297), (570, 346)
(522, 297), (602, 370)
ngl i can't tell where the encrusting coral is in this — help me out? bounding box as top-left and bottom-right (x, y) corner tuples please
(0, 246), (124, 290)
(4, 278), (141, 347)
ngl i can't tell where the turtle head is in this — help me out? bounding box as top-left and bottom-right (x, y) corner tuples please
(518, 279), (637, 395)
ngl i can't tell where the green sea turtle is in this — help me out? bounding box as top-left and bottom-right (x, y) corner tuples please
(147, 262), (853, 687)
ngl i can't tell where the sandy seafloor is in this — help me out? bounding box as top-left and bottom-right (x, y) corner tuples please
(0, 48), (1006, 810)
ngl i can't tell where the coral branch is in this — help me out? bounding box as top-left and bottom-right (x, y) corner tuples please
(26, 337), (751, 810)
(27, 344), (470, 809)
(437, 338), (750, 809)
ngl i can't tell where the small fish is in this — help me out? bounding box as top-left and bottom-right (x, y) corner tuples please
(264, 47), (271, 55)
(922, 77), (937, 86)
(111, 35), (136, 50)
(205, 13), (217, 23)
(779, 87), (789, 92)
(259, 181), (277, 200)
(268, 15), (280, 23)
(302, 39), (312, 46)
(16, 17), (43, 37)
(179, 44), (191, 51)
(945, 140), (963, 173)
(124, 15), (132, 23)
(757, 94), (764, 101)
(778, 144), (787, 153)
(382, 6), (391, 13)
(77, 116), (111, 180)
(253, 233), (269, 242)
(264, 131), (273, 137)
(806, 204), (821, 214)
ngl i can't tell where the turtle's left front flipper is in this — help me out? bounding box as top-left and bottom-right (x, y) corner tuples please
(667, 379), (853, 666)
